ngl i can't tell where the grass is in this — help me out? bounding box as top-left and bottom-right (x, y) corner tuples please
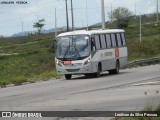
(125, 22), (160, 61)
(0, 36), (58, 86)
(0, 17), (160, 86)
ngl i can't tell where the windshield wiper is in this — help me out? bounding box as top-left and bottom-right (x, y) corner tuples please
(63, 37), (81, 60)
(73, 45), (81, 58)
(63, 40), (71, 59)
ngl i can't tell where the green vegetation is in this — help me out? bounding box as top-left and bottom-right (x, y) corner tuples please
(0, 34), (58, 86)
(125, 22), (160, 61)
(0, 16), (160, 86)
(33, 19), (45, 34)
(108, 7), (132, 28)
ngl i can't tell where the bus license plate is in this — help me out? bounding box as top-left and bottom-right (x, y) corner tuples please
(63, 61), (72, 65)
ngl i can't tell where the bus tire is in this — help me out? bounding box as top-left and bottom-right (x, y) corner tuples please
(65, 74), (72, 80)
(85, 74), (91, 78)
(109, 60), (120, 74)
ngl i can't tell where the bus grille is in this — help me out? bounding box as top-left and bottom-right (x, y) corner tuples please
(64, 63), (82, 67)
(66, 69), (80, 72)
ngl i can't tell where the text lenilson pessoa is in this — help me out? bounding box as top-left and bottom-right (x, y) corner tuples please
(0, 1), (28, 4)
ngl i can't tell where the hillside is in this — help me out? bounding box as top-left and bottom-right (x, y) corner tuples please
(125, 22), (160, 61)
(0, 18), (160, 86)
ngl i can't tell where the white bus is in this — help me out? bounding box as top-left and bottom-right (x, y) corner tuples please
(55, 29), (128, 79)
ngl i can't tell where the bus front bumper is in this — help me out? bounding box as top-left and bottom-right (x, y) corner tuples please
(56, 63), (95, 75)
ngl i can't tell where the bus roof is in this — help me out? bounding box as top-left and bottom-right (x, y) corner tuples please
(57, 29), (125, 37)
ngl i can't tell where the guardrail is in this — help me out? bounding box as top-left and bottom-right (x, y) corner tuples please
(121, 57), (160, 69)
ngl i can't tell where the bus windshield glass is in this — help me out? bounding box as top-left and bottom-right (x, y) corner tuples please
(56, 35), (90, 60)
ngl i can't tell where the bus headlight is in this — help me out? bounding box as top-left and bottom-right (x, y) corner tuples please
(55, 60), (59, 64)
(84, 58), (91, 65)
(55, 60), (63, 67)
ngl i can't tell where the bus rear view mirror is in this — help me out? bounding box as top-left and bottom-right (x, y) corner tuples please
(91, 37), (95, 46)
(91, 38), (95, 51)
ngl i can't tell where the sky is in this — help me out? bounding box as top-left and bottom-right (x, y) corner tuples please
(0, 0), (159, 36)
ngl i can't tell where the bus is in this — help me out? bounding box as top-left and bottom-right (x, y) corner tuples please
(55, 29), (128, 79)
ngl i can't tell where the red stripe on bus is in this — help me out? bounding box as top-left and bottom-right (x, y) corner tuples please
(115, 48), (119, 58)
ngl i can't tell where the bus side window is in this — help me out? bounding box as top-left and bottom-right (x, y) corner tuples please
(111, 34), (117, 47)
(94, 35), (101, 50)
(121, 33), (126, 46)
(105, 34), (111, 48)
(100, 34), (107, 49)
(116, 33), (122, 47)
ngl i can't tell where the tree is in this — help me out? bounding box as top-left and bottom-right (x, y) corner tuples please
(33, 19), (45, 34)
(109, 7), (132, 28)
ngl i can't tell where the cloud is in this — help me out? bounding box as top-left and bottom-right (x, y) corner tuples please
(0, 0), (159, 36)
(95, 0), (157, 15)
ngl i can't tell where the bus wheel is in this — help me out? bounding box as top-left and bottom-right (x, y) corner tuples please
(85, 74), (91, 78)
(65, 74), (72, 80)
(109, 61), (120, 74)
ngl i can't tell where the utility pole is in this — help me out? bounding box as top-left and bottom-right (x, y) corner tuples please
(135, 0), (136, 15)
(22, 21), (23, 36)
(157, 0), (159, 23)
(82, 19), (83, 27)
(86, 0), (88, 30)
(134, 0), (137, 26)
(139, 13), (142, 43)
(71, 0), (74, 31)
(111, 2), (112, 22)
(101, 0), (105, 29)
(55, 8), (57, 38)
(65, 0), (69, 32)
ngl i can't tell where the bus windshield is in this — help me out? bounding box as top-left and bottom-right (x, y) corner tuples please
(56, 35), (90, 60)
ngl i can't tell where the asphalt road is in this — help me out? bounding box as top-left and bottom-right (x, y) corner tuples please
(0, 64), (160, 119)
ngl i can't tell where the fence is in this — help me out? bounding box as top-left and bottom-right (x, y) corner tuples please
(121, 57), (160, 69)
